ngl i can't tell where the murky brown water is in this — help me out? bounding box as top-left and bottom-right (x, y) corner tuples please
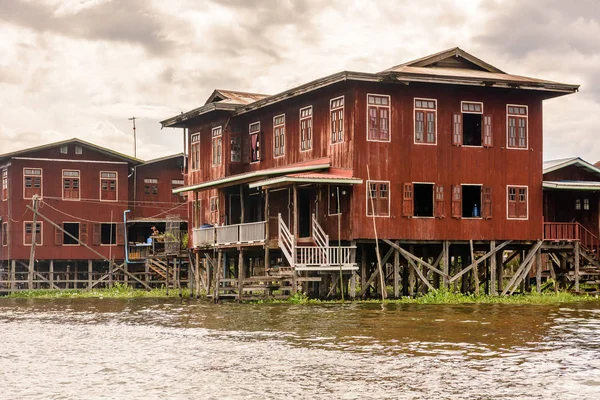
(1, 299), (600, 400)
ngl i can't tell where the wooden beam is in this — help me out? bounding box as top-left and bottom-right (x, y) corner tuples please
(393, 248), (400, 298)
(383, 239), (449, 278)
(536, 248), (542, 294)
(28, 196), (40, 289)
(574, 241), (580, 293)
(404, 255), (435, 291)
(449, 240), (512, 284)
(501, 240), (543, 296)
(509, 257), (535, 295)
(490, 241), (497, 296)
(470, 240), (479, 295)
(443, 241), (450, 289)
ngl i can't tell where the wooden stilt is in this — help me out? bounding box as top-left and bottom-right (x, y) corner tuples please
(360, 244), (367, 298)
(350, 271), (356, 299)
(195, 252), (201, 298)
(536, 248), (542, 294)
(470, 240), (479, 295)
(490, 241), (497, 296)
(238, 250), (244, 301)
(214, 250), (222, 302)
(10, 260), (16, 291)
(443, 241), (450, 289)
(49, 260), (54, 290)
(408, 245), (415, 296)
(393, 248), (400, 297)
(87, 260), (93, 289)
(574, 242), (580, 293)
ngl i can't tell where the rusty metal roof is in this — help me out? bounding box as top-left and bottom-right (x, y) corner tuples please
(205, 89), (270, 106)
(249, 168), (362, 189)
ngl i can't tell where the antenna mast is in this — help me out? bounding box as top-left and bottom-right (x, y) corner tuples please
(128, 116), (138, 158)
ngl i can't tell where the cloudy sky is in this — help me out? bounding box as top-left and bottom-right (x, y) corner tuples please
(0, 0), (598, 161)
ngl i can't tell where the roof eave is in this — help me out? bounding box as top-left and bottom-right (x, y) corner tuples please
(160, 103), (238, 128)
(249, 177), (363, 189)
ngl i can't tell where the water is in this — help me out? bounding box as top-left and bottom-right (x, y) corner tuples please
(1, 299), (600, 400)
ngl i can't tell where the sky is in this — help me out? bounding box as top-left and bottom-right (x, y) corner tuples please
(0, 0), (598, 162)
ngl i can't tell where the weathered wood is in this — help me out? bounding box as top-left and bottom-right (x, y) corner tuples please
(49, 260), (54, 289)
(403, 254), (435, 291)
(350, 271), (356, 299)
(470, 240), (479, 295)
(393, 249), (400, 297)
(536, 248), (542, 294)
(359, 268), (380, 297)
(443, 241), (450, 289)
(214, 250), (222, 302)
(28, 196), (40, 289)
(502, 240), (543, 296)
(238, 250), (244, 301)
(449, 241), (512, 284)
(490, 241), (497, 296)
(509, 257), (535, 295)
(383, 239), (449, 279)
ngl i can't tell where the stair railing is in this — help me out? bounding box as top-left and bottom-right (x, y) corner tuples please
(311, 213), (329, 264)
(278, 213), (295, 268)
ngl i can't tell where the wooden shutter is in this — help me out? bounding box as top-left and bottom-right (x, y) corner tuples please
(402, 183), (413, 217)
(367, 183), (376, 216)
(242, 134), (250, 164)
(451, 185), (461, 219)
(508, 187), (517, 218)
(116, 223), (125, 245)
(517, 188), (528, 218)
(379, 183), (389, 216)
(482, 186), (492, 219)
(80, 223), (88, 245)
(452, 113), (462, 146)
(92, 223), (101, 245)
(483, 115), (492, 147)
(434, 185), (445, 218)
(54, 225), (63, 245)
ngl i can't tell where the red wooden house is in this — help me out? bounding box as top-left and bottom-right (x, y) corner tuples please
(161, 48), (579, 299)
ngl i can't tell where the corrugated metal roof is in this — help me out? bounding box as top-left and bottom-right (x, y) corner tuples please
(543, 157), (600, 176)
(249, 168), (362, 188)
(206, 89), (270, 106)
(543, 181), (600, 190)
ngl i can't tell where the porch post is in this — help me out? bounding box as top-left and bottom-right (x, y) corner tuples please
(574, 241), (580, 293)
(264, 189), (270, 270)
(293, 184), (299, 239)
(240, 185), (245, 224)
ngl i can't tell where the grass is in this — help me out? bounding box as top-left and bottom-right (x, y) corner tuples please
(4, 283), (193, 299)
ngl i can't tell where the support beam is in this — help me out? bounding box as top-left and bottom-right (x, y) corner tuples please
(443, 241), (450, 289)
(238, 250), (244, 301)
(470, 240), (479, 295)
(393, 248), (400, 298)
(536, 248), (542, 294)
(490, 241), (497, 296)
(28, 196), (40, 289)
(88, 260), (93, 290)
(449, 241), (512, 284)
(502, 240), (543, 296)
(404, 254), (435, 291)
(574, 241), (580, 293)
(383, 239), (449, 279)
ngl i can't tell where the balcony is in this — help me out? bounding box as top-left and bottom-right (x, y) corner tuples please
(193, 221), (267, 247)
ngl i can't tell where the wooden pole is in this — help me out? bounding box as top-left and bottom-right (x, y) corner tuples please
(536, 248), (542, 294)
(88, 260), (93, 290)
(360, 244), (367, 297)
(574, 241), (580, 293)
(293, 184), (298, 239)
(408, 245), (415, 296)
(240, 185), (245, 224)
(366, 166), (386, 301)
(238, 250), (244, 301)
(443, 241), (449, 289)
(49, 260), (54, 289)
(264, 188), (270, 271)
(393, 248), (400, 298)
(470, 240), (479, 295)
(214, 250), (222, 302)
(490, 241), (497, 296)
(165, 257), (170, 295)
(337, 186), (344, 302)
(28, 195), (40, 289)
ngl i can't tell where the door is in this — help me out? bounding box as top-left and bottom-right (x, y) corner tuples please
(298, 188), (312, 238)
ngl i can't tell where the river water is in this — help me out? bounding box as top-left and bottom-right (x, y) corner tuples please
(1, 299), (600, 400)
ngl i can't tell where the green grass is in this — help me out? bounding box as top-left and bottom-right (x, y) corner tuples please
(4, 283), (193, 299)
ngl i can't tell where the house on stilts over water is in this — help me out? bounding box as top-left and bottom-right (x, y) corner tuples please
(161, 47), (580, 301)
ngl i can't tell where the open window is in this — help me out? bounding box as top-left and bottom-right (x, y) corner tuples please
(453, 102), (492, 147)
(413, 183), (434, 217)
(101, 223), (117, 245)
(63, 222), (80, 245)
(461, 185), (489, 218)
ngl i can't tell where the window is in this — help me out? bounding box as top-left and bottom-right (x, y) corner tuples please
(75, 145), (83, 155)
(507, 186), (528, 219)
(62, 222), (80, 245)
(62, 170), (80, 200)
(23, 168), (42, 199)
(453, 102), (492, 147)
(191, 133), (200, 170)
(249, 122), (261, 162)
(328, 185), (349, 215)
(366, 181), (390, 217)
(100, 223), (117, 245)
(414, 99), (436, 144)
(2, 168), (7, 201)
(507, 105), (528, 149)
(300, 106), (313, 151)
(575, 198), (581, 210)
(413, 183), (434, 217)
(2, 222), (7, 246)
(331, 96), (344, 144)
(144, 178), (158, 198)
(24, 222), (42, 246)
(367, 94), (390, 142)
(60, 145), (68, 154)
(462, 185), (482, 218)
(273, 114), (285, 157)
(435, 185), (445, 218)
(100, 171), (117, 201)
(584, 198), (590, 210)
(172, 179), (184, 202)
(212, 126), (222, 166)
(231, 136), (241, 162)
(210, 196), (219, 224)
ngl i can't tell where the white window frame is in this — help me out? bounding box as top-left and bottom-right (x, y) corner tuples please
(506, 104), (529, 150)
(413, 98), (437, 145)
(273, 114), (286, 158)
(249, 121), (261, 163)
(212, 126), (223, 166)
(62, 169), (81, 201)
(299, 106), (313, 152)
(23, 221), (43, 246)
(366, 94), (391, 143)
(75, 145), (83, 155)
(330, 96), (344, 145)
(2, 168), (8, 201)
(60, 145), (68, 154)
(365, 180), (391, 218)
(23, 167), (43, 200)
(460, 101), (484, 148)
(411, 181), (436, 219)
(460, 183), (483, 219)
(99, 171), (118, 202)
(190, 133), (200, 170)
(506, 184), (529, 220)
(62, 221), (81, 246)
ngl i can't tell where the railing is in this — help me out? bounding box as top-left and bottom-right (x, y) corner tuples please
(311, 213), (329, 264)
(193, 221), (266, 247)
(328, 245), (356, 265)
(278, 214), (295, 268)
(296, 245), (356, 266)
(544, 222), (600, 256)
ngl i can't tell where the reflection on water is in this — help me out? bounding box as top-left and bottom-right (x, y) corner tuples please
(1, 299), (600, 399)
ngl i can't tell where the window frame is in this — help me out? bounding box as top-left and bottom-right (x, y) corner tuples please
(366, 180), (391, 217)
(60, 145), (68, 154)
(23, 221), (43, 246)
(190, 133), (200, 170)
(506, 104), (529, 150)
(75, 145), (83, 155)
(62, 221), (80, 246)
(100, 222), (117, 246)
(330, 96), (344, 145)
(23, 167), (43, 199)
(366, 94), (391, 143)
(2, 168), (8, 201)
(249, 121), (261, 163)
(209, 196), (219, 224)
(460, 183), (483, 219)
(212, 126), (223, 166)
(507, 185), (529, 220)
(273, 114), (286, 158)
(411, 182), (436, 218)
(62, 169), (81, 201)
(459, 101), (484, 148)
(99, 171), (118, 202)
(299, 106), (313, 152)
(413, 98), (437, 145)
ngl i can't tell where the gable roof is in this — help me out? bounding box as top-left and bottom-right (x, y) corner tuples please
(0, 138), (143, 164)
(139, 153), (185, 167)
(543, 157), (600, 176)
(380, 47), (505, 74)
(161, 47), (579, 128)
(205, 89), (269, 106)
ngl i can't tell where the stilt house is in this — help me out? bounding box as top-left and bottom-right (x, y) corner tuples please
(161, 48), (579, 299)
